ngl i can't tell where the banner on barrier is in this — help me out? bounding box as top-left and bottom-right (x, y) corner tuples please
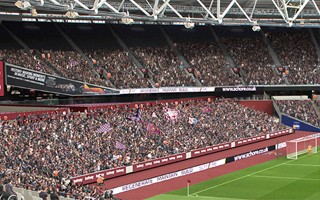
(5, 64), (119, 96)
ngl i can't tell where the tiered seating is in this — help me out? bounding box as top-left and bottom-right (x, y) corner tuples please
(42, 50), (110, 87)
(0, 99), (286, 198)
(276, 100), (320, 127)
(85, 49), (150, 89)
(131, 46), (196, 87)
(222, 37), (286, 85)
(268, 31), (320, 85)
(176, 42), (242, 86)
(0, 49), (56, 75)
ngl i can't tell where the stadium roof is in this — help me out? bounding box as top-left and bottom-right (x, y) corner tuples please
(1, 0), (320, 28)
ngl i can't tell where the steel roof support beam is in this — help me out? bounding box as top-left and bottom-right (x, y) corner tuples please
(74, 0), (90, 10)
(272, 0), (289, 23)
(129, 0), (151, 17)
(154, 0), (170, 16)
(204, 0), (215, 19)
(104, 1), (119, 14)
(153, 0), (159, 16)
(117, 0), (125, 12)
(197, 0), (217, 20)
(311, 0), (320, 15)
(289, 0), (309, 22)
(166, 2), (183, 18)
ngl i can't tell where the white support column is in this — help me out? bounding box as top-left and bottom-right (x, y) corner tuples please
(197, 0), (217, 20)
(205, 0), (215, 19)
(217, 0), (221, 19)
(221, 0), (236, 18)
(129, 0), (151, 16)
(250, 0), (258, 18)
(153, 0), (159, 15)
(312, 0), (320, 15)
(117, 0), (125, 12)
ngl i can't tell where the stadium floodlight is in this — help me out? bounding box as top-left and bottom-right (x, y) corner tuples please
(184, 17), (194, 29)
(31, 8), (37, 16)
(37, 0), (44, 6)
(15, 0), (31, 10)
(65, 11), (79, 19)
(252, 20), (261, 31)
(121, 11), (134, 25)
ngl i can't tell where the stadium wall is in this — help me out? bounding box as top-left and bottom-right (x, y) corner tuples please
(108, 131), (317, 200)
(70, 129), (291, 185)
(237, 100), (273, 115)
(281, 114), (320, 132)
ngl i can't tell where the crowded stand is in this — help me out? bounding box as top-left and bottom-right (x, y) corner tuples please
(41, 50), (110, 87)
(0, 99), (286, 199)
(276, 100), (320, 127)
(267, 31), (320, 85)
(221, 37), (286, 85)
(176, 42), (242, 86)
(0, 49), (56, 75)
(131, 46), (196, 87)
(84, 49), (150, 89)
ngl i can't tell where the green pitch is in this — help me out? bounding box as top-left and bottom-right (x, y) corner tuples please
(147, 151), (320, 200)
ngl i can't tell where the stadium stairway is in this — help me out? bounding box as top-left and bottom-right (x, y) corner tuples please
(109, 25), (155, 87)
(209, 27), (246, 85)
(260, 29), (282, 67)
(311, 100), (320, 118)
(159, 26), (202, 86)
(271, 97), (282, 119)
(308, 29), (320, 63)
(1, 23), (62, 76)
(54, 23), (104, 84)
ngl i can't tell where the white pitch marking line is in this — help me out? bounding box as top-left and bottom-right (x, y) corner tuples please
(251, 175), (320, 181)
(285, 163), (320, 167)
(190, 159), (297, 196)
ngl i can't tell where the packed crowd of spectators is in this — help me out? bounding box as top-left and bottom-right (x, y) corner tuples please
(42, 50), (110, 87)
(268, 32), (320, 85)
(84, 49), (150, 89)
(176, 42), (242, 86)
(276, 100), (320, 127)
(0, 99), (286, 199)
(0, 49), (56, 75)
(222, 37), (286, 85)
(131, 46), (196, 87)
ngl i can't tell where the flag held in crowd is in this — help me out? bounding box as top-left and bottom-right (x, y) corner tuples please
(146, 122), (160, 134)
(115, 141), (126, 150)
(163, 108), (180, 123)
(188, 117), (198, 125)
(126, 108), (142, 122)
(97, 123), (112, 133)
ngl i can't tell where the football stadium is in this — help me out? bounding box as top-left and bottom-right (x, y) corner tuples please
(0, 0), (319, 200)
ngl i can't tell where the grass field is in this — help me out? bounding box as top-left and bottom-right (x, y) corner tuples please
(147, 150), (320, 200)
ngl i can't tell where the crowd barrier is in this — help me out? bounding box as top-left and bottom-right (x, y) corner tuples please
(0, 108), (69, 120)
(70, 128), (292, 185)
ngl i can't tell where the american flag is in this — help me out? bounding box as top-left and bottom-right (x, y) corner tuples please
(115, 141), (126, 150)
(97, 123), (112, 133)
